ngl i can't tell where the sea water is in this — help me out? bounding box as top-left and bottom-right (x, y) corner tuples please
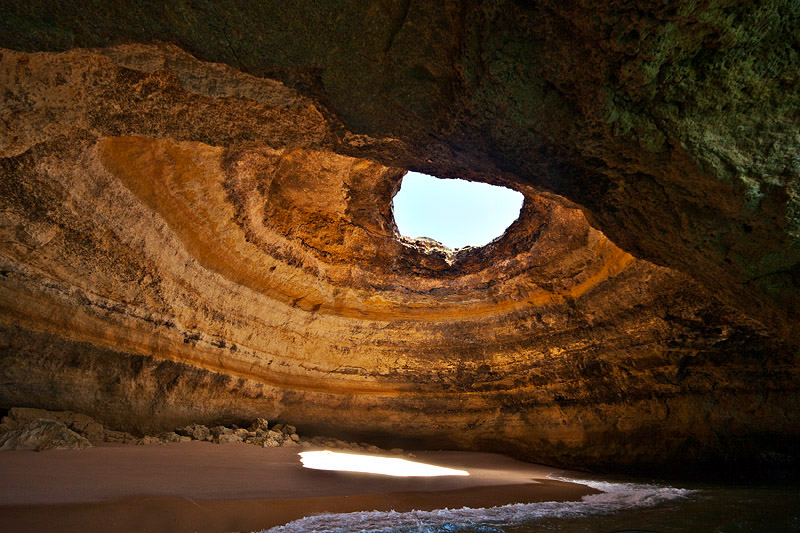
(263, 474), (800, 532)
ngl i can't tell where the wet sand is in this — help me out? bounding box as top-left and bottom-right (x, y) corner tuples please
(0, 442), (598, 532)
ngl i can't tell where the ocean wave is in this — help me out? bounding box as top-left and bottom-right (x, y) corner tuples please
(260, 477), (694, 533)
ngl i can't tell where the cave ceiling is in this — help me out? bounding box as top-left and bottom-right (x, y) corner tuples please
(0, 1), (798, 474)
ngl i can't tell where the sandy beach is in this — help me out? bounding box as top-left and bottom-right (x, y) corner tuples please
(0, 442), (598, 532)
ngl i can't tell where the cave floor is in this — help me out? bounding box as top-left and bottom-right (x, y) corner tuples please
(0, 442), (595, 532)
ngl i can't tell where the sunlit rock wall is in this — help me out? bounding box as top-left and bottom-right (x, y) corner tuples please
(2, 0), (797, 342)
(1, 44), (797, 475)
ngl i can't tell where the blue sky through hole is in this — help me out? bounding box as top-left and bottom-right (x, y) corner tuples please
(393, 172), (524, 249)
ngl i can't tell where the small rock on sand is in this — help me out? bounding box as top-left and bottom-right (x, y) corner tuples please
(210, 426), (232, 437)
(216, 433), (242, 444)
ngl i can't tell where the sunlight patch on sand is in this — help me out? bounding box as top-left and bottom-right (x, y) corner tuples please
(299, 450), (470, 477)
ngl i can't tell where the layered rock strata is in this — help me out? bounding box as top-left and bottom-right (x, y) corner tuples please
(1, 0), (796, 342)
(0, 33), (798, 475)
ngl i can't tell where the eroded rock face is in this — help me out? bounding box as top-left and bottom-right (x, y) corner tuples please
(1, 0), (796, 342)
(0, 419), (92, 451)
(0, 407), (105, 442)
(0, 4), (798, 476)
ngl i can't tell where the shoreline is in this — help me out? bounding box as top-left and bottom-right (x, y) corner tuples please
(0, 441), (599, 532)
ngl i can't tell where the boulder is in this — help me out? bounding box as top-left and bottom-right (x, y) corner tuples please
(216, 433), (242, 444)
(68, 415), (105, 443)
(158, 431), (184, 443)
(0, 419), (91, 451)
(263, 437), (280, 448)
(104, 429), (138, 444)
(0, 407), (105, 442)
(176, 424), (210, 441)
(210, 426), (232, 438)
(249, 418), (269, 432)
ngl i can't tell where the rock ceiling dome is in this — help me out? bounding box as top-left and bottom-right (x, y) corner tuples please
(0, 1), (798, 475)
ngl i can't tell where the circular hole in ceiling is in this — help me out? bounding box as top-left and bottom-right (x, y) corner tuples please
(392, 172), (524, 249)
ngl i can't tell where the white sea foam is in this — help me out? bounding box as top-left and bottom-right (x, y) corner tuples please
(260, 477), (694, 533)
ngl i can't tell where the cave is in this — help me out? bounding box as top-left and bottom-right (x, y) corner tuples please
(0, 1), (798, 531)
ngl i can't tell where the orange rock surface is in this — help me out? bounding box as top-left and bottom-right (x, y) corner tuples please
(1, 43), (797, 475)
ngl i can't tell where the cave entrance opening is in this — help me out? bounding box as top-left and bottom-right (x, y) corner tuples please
(299, 450), (470, 477)
(392, 172), (524, 249)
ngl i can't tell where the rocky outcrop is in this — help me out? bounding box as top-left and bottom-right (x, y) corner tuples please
(0, 3), (798, 476)
(0, 419), (91, 451)
(0, 407), (406, 456)
(151, 418), (402, 456)
(0, 408), (138, 444)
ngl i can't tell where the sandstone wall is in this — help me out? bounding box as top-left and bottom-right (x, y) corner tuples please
(1, 0), (797, 342)
(1, 44), (797, 475)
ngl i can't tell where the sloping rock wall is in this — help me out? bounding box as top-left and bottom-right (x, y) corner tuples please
(1, 0), (797, 341)
(0, 2), (798, 476)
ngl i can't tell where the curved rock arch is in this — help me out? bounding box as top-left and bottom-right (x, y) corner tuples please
(0, 1), (798, 476)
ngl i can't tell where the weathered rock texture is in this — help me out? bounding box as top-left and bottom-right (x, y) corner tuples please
(0, 407), (137, 444)
(0, 2), (798, 475)
(0, 419), (91, 451)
